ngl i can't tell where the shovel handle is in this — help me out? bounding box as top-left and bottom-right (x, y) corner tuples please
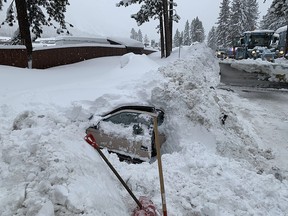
(84, 133), (142, 209)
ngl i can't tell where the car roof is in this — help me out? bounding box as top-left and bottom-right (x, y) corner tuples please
(101, 105), (164, 117)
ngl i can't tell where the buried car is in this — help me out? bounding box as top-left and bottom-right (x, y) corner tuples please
(86, 105), (166, 163)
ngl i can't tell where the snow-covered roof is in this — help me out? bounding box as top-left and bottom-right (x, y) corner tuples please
(243, 29), (274, 34)
(0, 45), (26, 49)
(54, 36), (108, 44)
(33, 43), (125, 51)
(107, 37), (144, 48)
(0, 36), (11, 41)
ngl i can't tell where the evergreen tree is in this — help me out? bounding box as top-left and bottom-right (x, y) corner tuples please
(173, 28), (181, 47)
(0, 0), (70, 39)
(191, 17), (205, 43)
(151, 39), (156, 48)
(117, 0), (180, 58)
(190, 18), (196, 42)
(216, 0), (231, 48)
(0, 0), (70, 67)
(183, 20), (190, 45)
(261, 0), (288, 55)
(180, 31), (184, 46)
(130, 28), (138, 40)
(229, 0), (245, 43)
(144, 34), (150, 47)
(245, 0), (259, 31)
(137, 29), (143, 42)
(207, 26), (218, 50)
(260, 0), (288, 30)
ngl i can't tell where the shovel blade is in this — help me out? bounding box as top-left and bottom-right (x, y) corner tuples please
(133, 196), (158, 216)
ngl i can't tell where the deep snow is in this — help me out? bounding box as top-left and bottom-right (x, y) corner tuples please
(0, 43), (288, 216)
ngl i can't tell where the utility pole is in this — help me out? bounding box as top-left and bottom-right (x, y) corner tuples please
(15, 0), (33, 68)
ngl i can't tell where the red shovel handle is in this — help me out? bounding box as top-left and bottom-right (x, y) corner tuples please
(84, 134), (98, 148)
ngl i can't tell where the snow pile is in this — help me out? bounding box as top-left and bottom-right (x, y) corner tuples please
(227, 58), (288, 82)
(0, 43), (288, 216)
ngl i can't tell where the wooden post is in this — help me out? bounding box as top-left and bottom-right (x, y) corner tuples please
(153, 115), (167, 216)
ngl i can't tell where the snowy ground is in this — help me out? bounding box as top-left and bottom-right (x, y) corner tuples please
(0, 43), (288, 216)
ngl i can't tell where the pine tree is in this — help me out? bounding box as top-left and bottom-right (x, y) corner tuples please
(0, 0), (70, 67)
(144, 34), (150, 47)
(229, 0), (245, 43)
(116, 0), (180, 58)
(245, 0), (259, 31)
(260, 0), (288, 30)
(191, 17), (205, 43)
(130, 28), (138, 40)
(216, 0), (231, 48)
(180, 31), (184, 46)
(137, 29), (143, 42)
(151, 39), (156, 48)
(261, 0), (288, 55)
(173, 28), (181, 47)
(1, 0), (70, 39)
(183, 20), (190, 45)
(207, 26), (218, 50)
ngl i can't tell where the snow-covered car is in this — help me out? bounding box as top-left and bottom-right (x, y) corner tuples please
(86, 105), (166, 163)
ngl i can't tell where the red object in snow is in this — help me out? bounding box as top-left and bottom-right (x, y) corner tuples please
(133, 196), (158, 216)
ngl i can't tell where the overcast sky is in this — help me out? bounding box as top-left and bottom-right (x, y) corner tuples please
(0, 0), (270, 40)
(66, 0), (271, 41)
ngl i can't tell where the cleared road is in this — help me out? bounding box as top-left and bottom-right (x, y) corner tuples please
(219, 61), (288, 176)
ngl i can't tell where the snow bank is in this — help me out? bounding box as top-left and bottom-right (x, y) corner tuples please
(227, 58), (288, 82)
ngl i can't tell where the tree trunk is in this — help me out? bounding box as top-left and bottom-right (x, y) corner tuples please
(162, 0), (170, 57)
(160, 15), (165, 58)
(285, 22), (288, 57)
(169, 0), (173, 52)
(15, 0), (32, 68)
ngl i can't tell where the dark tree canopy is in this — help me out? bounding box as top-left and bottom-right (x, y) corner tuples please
(207, 26), (217, 50)
(117, 0), (179, 57)
(190, 16), (205, 43)
(0, 0), (71, 39)
(216, 0), (231, 48)
(260, 0), (288, 30)
(215, 0), (259, 48)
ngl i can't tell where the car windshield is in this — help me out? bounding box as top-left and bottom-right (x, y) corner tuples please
(103, 112), (153, 126)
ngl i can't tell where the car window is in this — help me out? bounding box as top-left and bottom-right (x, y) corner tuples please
(103, 112), (153, 126)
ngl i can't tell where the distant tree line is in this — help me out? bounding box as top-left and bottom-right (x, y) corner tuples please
(130, 28), (153, 47)
(207, 0), (288, 51)
(173, 17), (205, 47)
(207, 0), (259, 50)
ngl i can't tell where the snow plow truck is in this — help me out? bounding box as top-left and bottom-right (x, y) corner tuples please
(235, 30), (275, 62)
